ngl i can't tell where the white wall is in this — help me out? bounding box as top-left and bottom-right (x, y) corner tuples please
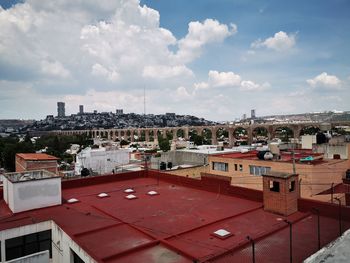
(6, 250), (49, 263)
(3, 177), (61, 213)
(75, 147), (130, 175)
(302, 135), (317, 149)
(0, 221), (96, 263)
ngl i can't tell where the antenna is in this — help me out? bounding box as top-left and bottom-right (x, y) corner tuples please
(143, 85), (146, 116)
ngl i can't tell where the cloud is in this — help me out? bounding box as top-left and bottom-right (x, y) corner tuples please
(306, 72), (342, 90)
(193, 70), (269, 92)
(240, 80), (270, 91)
(91, 63), (119, 82)
(142, 65), (193, 79)
(175, 19), (237, 63)
(251, 31), (296, 51)
(208, 70), (241, 87)
(41, 60), (70, 78)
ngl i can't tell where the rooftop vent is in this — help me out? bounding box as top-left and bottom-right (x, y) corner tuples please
(212, 229), (232, 239)
(125, 194), (137, 200)
(67, 198), (79, 204)
(124, 188), (135, 193)
(97, 193), (109, 198)
(147, 191), (159, 196)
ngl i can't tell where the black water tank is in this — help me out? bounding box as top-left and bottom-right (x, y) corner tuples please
(167, 162), (173, 169)
(316, 132), (327, 144)
(257, 151), (268, 160)
(159, 162), (166, 170)
(346, 169), (350, 179)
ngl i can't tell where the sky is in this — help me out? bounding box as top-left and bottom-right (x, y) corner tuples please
(0, 0), (349, 121)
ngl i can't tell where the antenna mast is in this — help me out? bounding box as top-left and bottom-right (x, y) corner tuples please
(143, 85), (146, 116)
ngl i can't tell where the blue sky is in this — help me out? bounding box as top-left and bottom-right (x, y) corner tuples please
(0, 0), (349, 120)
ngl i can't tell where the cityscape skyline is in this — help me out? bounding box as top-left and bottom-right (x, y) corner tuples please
(0, 0), (349, 121)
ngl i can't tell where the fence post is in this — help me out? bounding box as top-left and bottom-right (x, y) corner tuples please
(246, 236), (255, 263)
(331, 183), (334, 203)
(312, 208), (321, 250)
(284, 220), (293, 263)
(335, 197), (342, 236)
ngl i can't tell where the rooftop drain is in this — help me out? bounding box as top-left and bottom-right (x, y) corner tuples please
(125, 194), (137, 200)
(147, 191), (159, 196)
(98, 193), (109, 198)
(212, 229), (233, 240)
(67, 198), (79, 204)
(124, 188), (135, 193)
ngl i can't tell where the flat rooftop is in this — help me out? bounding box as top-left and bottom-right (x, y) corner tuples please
(16, 153), (59, 161)
(0, 172), (349, 262)
(212, 150), (327, 164)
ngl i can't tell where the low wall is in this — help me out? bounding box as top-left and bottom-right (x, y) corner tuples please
(61, 171), (143, 189)
(146, 170), (263, 202)
(298, 198), (350, 221)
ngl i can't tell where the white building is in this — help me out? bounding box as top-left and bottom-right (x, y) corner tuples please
(75, 146), (130, 175)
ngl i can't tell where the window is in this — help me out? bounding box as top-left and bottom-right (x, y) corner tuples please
(212, 162), (228, 172)
(239, 164), (243, 172)
(289, 180), (295, 192)
(234, 164), (238, 171)
(269, 180), (280, 192)
(249, 165), (271, 176)
(72, 249), (85, 263)
(5, 230), (52, 261)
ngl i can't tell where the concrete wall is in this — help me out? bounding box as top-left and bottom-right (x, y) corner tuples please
(314, 143), (349, 160)
(155, 151), (208, 167)
(7, 251), (49, 263)
(0, 221), (96, 263)
(207, 155), (348, 201)
(301, 135), (316, 149)
(75, 147), (130, 175)
(3, 177), (61, 213)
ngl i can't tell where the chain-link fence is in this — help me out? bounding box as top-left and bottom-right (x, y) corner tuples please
(207, 208), (350, 263)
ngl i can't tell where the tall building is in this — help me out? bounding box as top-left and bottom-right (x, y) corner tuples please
(57, 102), (65, 117)
(251, 109), (256, 119)
(79, 105), (84, 114)
(116, 109), (123, 115)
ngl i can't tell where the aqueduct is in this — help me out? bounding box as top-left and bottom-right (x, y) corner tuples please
(51, 121), (350, 146)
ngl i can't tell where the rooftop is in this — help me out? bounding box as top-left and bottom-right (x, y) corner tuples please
(16, 153), (59, 161)
(211, 150), (326, 164)
(0, 171), (349, 262)
(4, 170), (59, 183)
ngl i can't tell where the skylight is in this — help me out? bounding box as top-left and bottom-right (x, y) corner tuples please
(147, 190), (159, 196)
(67, 198), (79, 204)
(124, 188), (135, 193)
(212, 229), (232, 239)
(125, 194), (137, 200)
(97, 193), (109, 198)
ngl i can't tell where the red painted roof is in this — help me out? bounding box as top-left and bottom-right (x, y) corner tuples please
(0, 173), (348, 262)
(16, 153), (59, 161)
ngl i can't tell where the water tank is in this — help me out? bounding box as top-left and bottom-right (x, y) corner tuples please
(346, 169), (350, 180)
(264, 152), (273, 160)
(167, 162), (173, 169)
(159, 162), (166, 170)
(269, 143), (280, 155)
(257, 151), (269, 160)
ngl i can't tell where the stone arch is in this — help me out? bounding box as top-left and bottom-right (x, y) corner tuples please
(299, 125), (320, 136)
(233, 127), (249, 145)
(252, 126), (269, 144)
(201, 128), (213, 144)
(216, 127), (228, 142)
(165, 129), (174, 140)
(273, 126), (294, 142)
(176, 128), (185, 139)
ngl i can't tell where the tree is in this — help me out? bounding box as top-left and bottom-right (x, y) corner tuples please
(158, 137), (170, 152)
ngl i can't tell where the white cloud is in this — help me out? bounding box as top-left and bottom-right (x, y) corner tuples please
(175, 19), (237, 63)
(91, 63), (119, 82)
(194, 82), (209, 91)
(142, 65), (193, 79)
(240, 80), (270, 91)
(251, 31), (296, 51)
(307, 72), (342, 90)
(41, 60), (70, 78)
(208, 70), (241, 87)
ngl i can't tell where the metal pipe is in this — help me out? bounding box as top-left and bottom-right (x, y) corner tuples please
(246, 236), (255, 263)
(284, 220), (293, 263)
(312, 208), (321, 250)
(335, 197), (342, 236)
